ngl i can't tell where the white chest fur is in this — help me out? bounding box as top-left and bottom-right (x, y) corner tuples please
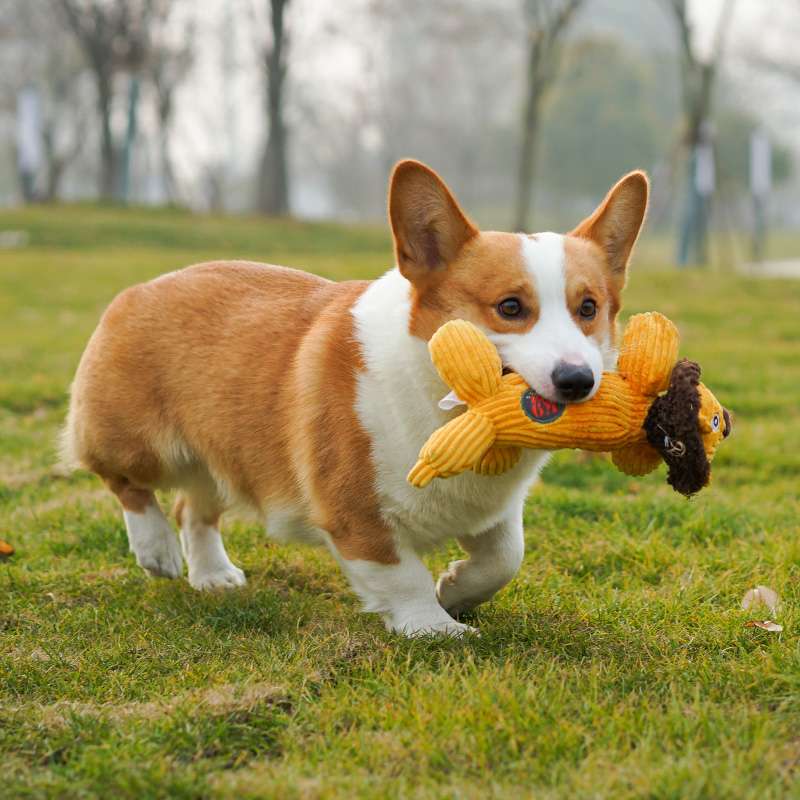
(351, 269), (547, 551)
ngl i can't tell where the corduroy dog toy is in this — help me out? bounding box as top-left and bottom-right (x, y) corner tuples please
(408, 313), (731, 496)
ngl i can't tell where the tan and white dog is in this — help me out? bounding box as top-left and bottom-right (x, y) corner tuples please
(62, 160), (648, 637)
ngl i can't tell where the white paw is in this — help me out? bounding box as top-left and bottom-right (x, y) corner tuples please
(188, 563), (246, 592)
(435, 560), (478, 616)
(391, 611), (478, 638)
(135, 533), (184, 579)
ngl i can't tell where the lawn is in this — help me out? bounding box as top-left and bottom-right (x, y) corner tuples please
(1, 204), (800, 799)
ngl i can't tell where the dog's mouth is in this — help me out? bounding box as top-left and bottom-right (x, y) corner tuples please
(501, 363), (596, 406)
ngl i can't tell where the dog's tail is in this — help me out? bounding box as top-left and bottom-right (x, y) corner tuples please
(57, 381), (82, 474)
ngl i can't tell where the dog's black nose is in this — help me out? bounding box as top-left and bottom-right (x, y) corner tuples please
(551, 362), (594, 401)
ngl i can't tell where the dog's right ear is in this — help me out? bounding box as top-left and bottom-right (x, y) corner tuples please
(388, 160), (478, 286)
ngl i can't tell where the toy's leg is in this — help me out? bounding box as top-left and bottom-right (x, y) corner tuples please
(175, 482), (245, 591)
(436, 513), (524, 616)
(329, 539), (476, 637)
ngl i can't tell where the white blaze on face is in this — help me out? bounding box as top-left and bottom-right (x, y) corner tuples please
(488, 232), (605, 403)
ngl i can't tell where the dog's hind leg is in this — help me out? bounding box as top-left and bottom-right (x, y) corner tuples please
(107, 477), (184, 579)
(174, 477), (245, 592)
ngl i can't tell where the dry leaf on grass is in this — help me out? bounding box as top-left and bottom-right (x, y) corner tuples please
(741, 586), (780, 615)
(744, 620), (783, 632)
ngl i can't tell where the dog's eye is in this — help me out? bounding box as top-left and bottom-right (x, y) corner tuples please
(497, 298), (523, 318)
(579, 299), (597, 320)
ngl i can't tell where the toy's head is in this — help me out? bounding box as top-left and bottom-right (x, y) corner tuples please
(643, 360), (732, 496)
(697, 384), (732, 463)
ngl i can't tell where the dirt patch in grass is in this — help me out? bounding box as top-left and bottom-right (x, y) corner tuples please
(6, 681), (290, 729)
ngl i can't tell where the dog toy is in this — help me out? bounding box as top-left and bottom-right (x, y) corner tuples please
(407, 313), (731, 496)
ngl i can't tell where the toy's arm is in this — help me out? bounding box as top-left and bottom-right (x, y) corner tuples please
(616, 312), (680, 395)
(407, 411), (496, 488)
(428, 320), (503, 405)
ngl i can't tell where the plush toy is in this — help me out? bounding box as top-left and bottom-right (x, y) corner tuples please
(407, 313), (731, 496)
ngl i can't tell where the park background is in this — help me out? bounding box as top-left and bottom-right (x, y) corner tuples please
(2, 1), (800, 798)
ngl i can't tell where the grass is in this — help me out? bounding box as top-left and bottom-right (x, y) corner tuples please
(1, 203), (800, 799)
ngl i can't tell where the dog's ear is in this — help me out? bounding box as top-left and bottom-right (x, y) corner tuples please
(570, 171), (649, 289)
(388, 160), (478, 286)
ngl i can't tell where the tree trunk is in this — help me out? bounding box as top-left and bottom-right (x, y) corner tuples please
(513, 39), (543, 232)
(119, 74), (140, 203)
(677, 62), (715, 266)
(257, 0), (289, 216)
(158, 123), (177, 203)
(97, 75), (116, 200)
(43, 122), (65, 201)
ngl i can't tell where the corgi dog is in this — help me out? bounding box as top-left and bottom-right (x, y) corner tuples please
(62, 160), (648, 637)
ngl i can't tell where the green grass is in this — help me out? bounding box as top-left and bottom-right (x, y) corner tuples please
(1, 204), (800, 799)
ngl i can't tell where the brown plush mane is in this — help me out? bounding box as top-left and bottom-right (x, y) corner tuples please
(643, 359), (710, 497)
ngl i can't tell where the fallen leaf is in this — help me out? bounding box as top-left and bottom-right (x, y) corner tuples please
(0, 540), (13, 558)
(741, 585), (780, 615)
(744, 620), (783, 632)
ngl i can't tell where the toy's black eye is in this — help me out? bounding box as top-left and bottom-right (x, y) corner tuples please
(497, 298), (523, 318)
(579, 299), (597, 320)
(712, 414), (720, 431)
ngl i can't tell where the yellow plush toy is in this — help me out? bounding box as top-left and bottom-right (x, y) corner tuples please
(408, 313), (731, 496)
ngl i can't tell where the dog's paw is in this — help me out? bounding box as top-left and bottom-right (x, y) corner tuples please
(136, 533), (184, 579)
(435, 559), (480, 616)
(390, 610), (478, 638)
(188, 563), (246, 592)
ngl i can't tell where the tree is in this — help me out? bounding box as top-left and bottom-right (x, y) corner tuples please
(40, 66), (89, 201)
(256, 0), (291, 216)
(537, 39), (674, 213)
(659, 0), (737, 265)
(56, 0), (165, 200)
(147, 8), (194, 203)
(0, 1), (89, 202)
(513, 0), (585, 232)
(745, 2), (800, 88)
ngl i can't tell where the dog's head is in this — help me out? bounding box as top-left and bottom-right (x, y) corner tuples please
(389, 160), (649, 404)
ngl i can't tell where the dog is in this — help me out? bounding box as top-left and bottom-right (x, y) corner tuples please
(61, 160), (648, 637)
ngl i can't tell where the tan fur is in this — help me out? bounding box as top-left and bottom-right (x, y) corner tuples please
(388, 159), (478, 287)
(570, 171), (649, 286)
(408, 231), (540, 340)
(562, 236), (618, 335)
(64, 260), (397, 564)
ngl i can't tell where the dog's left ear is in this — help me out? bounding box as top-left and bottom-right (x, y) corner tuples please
(571, 171), (649, 286)
(388, 160), (478, 287)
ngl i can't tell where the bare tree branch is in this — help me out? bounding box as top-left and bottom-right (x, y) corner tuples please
(513, 0), (586, 230)
(55, 0), (169, 198)
(256, 0), (291, 215)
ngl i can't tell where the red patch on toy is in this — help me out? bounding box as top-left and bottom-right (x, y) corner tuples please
(520, 390), (565, 424)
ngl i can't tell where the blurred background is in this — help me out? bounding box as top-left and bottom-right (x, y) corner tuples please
(1, 0), (799, 267)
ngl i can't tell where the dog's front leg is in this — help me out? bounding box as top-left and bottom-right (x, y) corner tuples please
(329, 538), (476, 637)
(436, 513), (525, 616)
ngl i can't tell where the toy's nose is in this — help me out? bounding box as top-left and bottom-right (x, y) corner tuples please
(551, 362), (594, 402)
(722, 408), (732, 438)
